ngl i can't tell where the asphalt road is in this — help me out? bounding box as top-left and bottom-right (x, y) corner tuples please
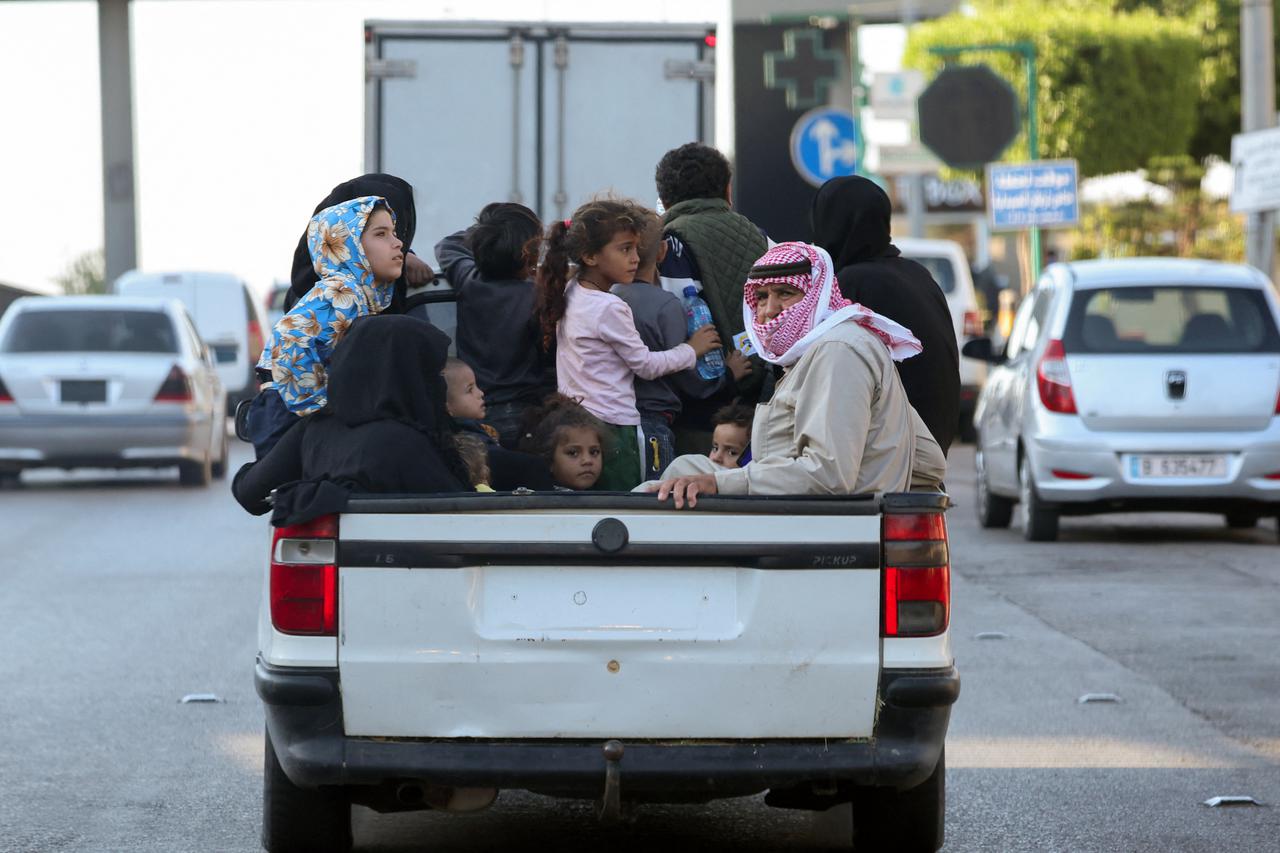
(1, 436), (1277, 852)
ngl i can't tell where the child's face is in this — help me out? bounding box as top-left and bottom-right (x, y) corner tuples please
(551, 426), (603, 489)
(709, 423), (750, 469)
(445, 363), (486, 420)
(361, 208), (404, 284)
(582, 231), (639, 286)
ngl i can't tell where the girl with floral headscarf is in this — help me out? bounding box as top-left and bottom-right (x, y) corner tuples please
(246, 196), (404, 458)
(644, 241), (945, 506)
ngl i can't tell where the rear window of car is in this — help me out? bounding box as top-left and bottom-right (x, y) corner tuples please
(2, 309), (179, 354)
(1064, 286), (1280, 354)
(903, 255), (956, 294)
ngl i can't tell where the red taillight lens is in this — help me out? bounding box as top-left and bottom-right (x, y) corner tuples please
(1036, 339), (1077, 414)
(1274, 385), (1280, 415)
(1051, 469), (1092, 480)
(704, 33), (717, 47)
(154, 364), (192, 402)
(882, 512), (950, 637)
(0, 375), (12, 403)
(963, 309), (984, 338)
(269, 514), (338, 636)
(247, 319), (264, 365)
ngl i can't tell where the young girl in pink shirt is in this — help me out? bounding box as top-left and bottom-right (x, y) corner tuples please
(535, 199), (721, 490)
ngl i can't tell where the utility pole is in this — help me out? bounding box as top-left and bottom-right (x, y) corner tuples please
(902, 0), (926, 239)
(99, 0), (138, 288)
(1242, 0), (1276, 279)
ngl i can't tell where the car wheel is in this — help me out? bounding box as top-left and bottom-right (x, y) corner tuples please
(211, 429), (229, 480)
(975, 448), (1013, 529)
(850, 749), (945, 852)
(262, 729), (351, 853)
(1018, 456), (1059, 542)
(178, 456), (211, 488)
(1225, 513), (1259, 529)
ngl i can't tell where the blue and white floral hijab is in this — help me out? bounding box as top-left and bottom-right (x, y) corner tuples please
(258, 196), (397, 415)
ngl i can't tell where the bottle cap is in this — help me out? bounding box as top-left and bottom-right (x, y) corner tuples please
(683, 286), (698, 298)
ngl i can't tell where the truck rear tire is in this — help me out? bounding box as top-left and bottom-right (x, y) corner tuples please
(262, 730), (352, 853)
(850, 749), (945, 852)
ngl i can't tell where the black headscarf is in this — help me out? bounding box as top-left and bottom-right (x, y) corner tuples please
(327, 314), (450, 434)
(286, 173), (417, 313)
(809, 176), (960, 454)
(811, 176), (900, 269)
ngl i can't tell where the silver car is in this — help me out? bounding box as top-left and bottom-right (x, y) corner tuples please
(965, 258), (1280, 541)
(0, 296), (228, 487)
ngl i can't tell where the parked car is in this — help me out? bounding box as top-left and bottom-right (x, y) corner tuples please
(964, 258), (1280, 541)
(0, 296), (228, 487)
(895, 238), (987, 441)
(265, 281), (291, 330)
(115, 270), (264, 414)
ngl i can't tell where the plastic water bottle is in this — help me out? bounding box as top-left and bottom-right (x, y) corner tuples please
(683, 286), (725, 380)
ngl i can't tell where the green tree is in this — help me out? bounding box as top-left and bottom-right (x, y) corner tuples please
(1070, 155), (1245, 261)
(904, 0), (1201, 177)
(1115, 0), (1280, 161)
(55, 249), (106, 296)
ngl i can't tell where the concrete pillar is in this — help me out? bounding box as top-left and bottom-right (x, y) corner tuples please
(99, 0), (137, 288)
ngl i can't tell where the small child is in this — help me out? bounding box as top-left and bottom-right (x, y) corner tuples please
(436, 202), (551, 448)
(612, 204), (747, 481)
(520, 394), (608, 491)
(443, 357), (494, 438)
(709, 403), (753, 469)
(534, 199), (721, 491)
(250, 195), (404, 457)
(454, 432), (495, 492)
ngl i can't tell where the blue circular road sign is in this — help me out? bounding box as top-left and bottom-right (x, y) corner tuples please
(790, 107), (859, 187)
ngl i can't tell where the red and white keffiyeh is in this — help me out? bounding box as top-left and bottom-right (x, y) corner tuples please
(742, 242), (922, 367)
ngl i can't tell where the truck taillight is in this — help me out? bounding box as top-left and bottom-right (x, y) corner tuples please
(882, 513), (950, 637)
(270, 514), (338, 636)
(963, 309), (984, 338)
(1036, 339), (1077, 414)
(154, 364), (193, 403)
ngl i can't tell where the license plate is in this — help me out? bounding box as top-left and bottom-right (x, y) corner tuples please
(1128, 454), (1228, 479)
(61, 380), (107, 404)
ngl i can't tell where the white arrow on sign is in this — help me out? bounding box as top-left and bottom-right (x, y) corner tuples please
(810, 118), (857, 177)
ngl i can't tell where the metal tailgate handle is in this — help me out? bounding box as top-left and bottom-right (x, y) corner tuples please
(591, 518), (629, 554)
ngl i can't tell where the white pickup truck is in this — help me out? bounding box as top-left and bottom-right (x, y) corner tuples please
(254, 490), (958, 852)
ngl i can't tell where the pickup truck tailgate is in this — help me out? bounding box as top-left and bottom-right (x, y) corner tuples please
(335, 497), (883, 739)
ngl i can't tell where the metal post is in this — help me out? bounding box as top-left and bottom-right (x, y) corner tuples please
(901, 0), (926, 238)
(98, 0), (137, 288)
(1242, 0), (1276, 279)
(847, 9), (865, 176)
(1023, 43), (1041, 285)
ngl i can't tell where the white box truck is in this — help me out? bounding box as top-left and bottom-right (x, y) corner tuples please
(363, 20), (717, 247)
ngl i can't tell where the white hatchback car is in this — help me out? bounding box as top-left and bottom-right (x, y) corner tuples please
(965, 258), (1280, 541)
(896, 238), (987, 440)
(0, 296), (228, 486)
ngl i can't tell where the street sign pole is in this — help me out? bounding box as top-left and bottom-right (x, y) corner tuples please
(1241, 0), (1276, 280)
(929, 41), (1040, 285)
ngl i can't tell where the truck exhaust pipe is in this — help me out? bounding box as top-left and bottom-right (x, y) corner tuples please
(396, 783), (497, 812)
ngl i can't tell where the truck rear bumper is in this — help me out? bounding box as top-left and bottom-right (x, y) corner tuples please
(256, 657), (958, 801)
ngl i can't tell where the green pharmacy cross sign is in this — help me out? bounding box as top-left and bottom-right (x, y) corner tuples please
(764, 29), (843, 111)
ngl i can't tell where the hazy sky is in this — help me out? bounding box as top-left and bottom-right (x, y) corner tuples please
(0, 0), (904, 297)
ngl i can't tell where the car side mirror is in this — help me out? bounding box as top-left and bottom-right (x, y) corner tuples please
(962, 337), (1005, 364)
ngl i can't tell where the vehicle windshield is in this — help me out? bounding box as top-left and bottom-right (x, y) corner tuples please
(2, 309), (179, 354)
(904, 255), (956, 294)
(1064, 286), (1280, 354)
